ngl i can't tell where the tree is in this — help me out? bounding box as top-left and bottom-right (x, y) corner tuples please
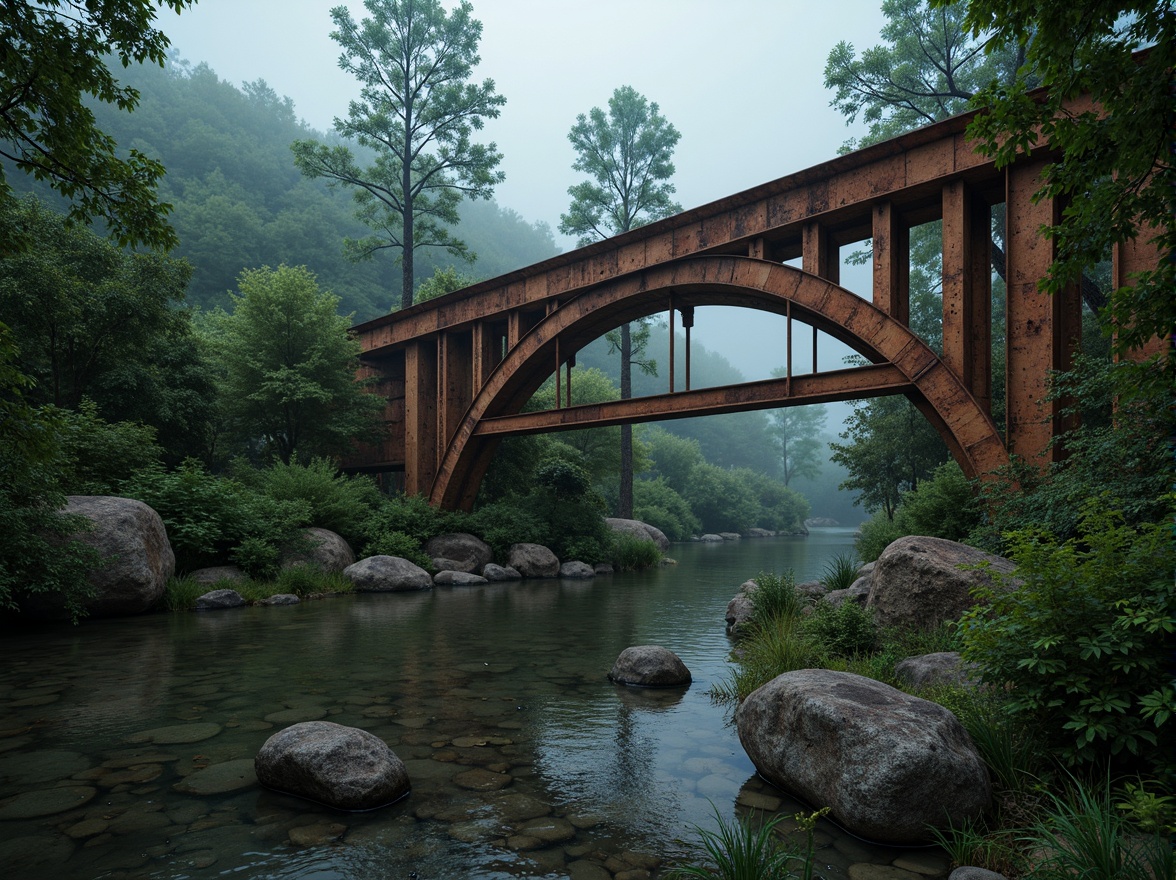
(0, 0), (191, 253)
(829, 395), (948, 519)
(559, 85), (681, 518)
(766, 380), (828, 486)
(291, 0), (506, 311)
(943, 0), (1174, 399)
(203, 265), (384, 464)
(415, 265), (476, 303)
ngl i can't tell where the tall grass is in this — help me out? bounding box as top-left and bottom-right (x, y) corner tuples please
(667, 805), (829, 880)
(160, 567), (352, 611)
(818, 552), (860, 591)
(749, 570), (803, 625)
(611, 533), (662, 570)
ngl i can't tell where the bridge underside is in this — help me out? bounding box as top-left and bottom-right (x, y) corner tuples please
(345, 102), (1155, 509)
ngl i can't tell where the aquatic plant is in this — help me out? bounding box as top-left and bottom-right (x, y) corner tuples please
(667, 805), (830, 880)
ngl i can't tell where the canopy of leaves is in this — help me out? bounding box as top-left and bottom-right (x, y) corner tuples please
(0, 0), (192, 253)
(292, 0), (506, 310)
(201, 265), (384, 464)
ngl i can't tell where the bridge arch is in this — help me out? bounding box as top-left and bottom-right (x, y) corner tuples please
(431, 256), (1009, 509)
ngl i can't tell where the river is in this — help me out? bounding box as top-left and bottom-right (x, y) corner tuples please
(0, 529), (948, 879)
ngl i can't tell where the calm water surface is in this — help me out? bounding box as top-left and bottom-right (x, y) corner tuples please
(0, 530), (947, 879)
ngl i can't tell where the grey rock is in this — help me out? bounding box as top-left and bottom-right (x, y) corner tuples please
(823, 579), (871, 608)
(795, 579), (827, 600)
(868, 536), (1016, 630)
(895, 651), (979, 689)
(608, 646), (691, 687)
(725, 594), (755, 636)
(805, 517), (841, 527)
(593, 563), (614, 575)
(282, 527), (354, 573)
(189, 565), (246, 586)
(482, 563), (522, 582)
(260, 593), (300, 606)
(255, 721), (409, 811)
(559, 561), (595, 579)
(747, 527), (776, 537)
(699, 534), (724, 542)
(344, 556), (433, 592)
(736, 669), (990, 844)
(949, 869), (1010, 880)
(425, 533), (492, 573)
(22, 496), (174, 619)
(433, 570), (488, 586)
(719, 532), (742, 541)
(507, 543), (560, 578)
(195, 589), (246, 610)
(605, 517), (670, 552)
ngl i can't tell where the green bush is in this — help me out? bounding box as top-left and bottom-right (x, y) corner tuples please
(749, 570), (804, 627)
(361, 530), (432, 570)
(242, 456), (382, 547)
(56, 400), (163, 494)
(854, 508), (908, 562)
(685, 462), (758, 534)
(958, 498), (1176, 777)
(610, 533), (661, 570)
(634, 477), (700, 540)
(466, 501), (545, 561)
(802, 600), (877, 658)
(899, 460), (981, 543)
(818, 552), (860, 591)
(274, 564), (352, 597)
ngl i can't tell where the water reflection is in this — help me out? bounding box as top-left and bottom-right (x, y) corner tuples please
(0, 531), (945, 879)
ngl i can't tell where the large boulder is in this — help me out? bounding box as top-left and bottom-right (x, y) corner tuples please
(605, 518), (670, 553)
(725, 594), (755, 636)
(22, 496), (174, 619)
(343, 556), (433, 592)
(282, 528), (354, 573)
(507, 543), (560, 578)
(895, 652), (979, 689)
(608, 646), (691, 687)
(255, 721), (409, 811)
(482, 563), (521, 582)
(736, 669), (990, 845)
(868, 536), (1016, 630)
(195, 589), (246, 610)
(424, 533), (492, 573)
(559, 561), (595, 579)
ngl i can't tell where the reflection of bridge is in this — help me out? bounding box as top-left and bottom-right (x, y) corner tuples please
(347, 106), (1154, 510)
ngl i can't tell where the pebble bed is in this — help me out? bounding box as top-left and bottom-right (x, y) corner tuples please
(0, 538), (953, 880)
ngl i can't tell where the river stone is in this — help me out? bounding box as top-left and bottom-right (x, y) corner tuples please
(260, 593), (300, 606)
(195, 588), (245, 610)
(21, 495), (174, 619)
(173, 759), (257, 795)
(508, 543), (560, 578)
(567, 861), (611, 880)
(283, 527), (355, 573)
(699, 534), (723, 542)
(482, 563), (521, 581)
(433, 570), (488, 586)
(867, 536), (1016, 630)
(493, 792), (551, 822)
(255, 721), (410, 810)
(344, 556), (433, 592)
(288, 821), (347, 845)
(559, 561), (595, 579)
(725, 593), (754, 635)
(608, 646), (691, 687)
(895, 652), (979, 689)
(719, 532), (741, 541)
(520, 815), (577, 843)
(264, 706), (326, 724)
(425, 533), (492, 572)
(949, 869), (1011, 880)
(847, 866), (922, 880)
(0, 834), (74, 869)
(736, 669), (990, 844)
(127, 722), (222, 744)
(0, 748), (89, 786)
(0, 785), (97, 819)
(605, 518), (670, 553)
(453, 767), (513, 791)
(189, 565), (247, 585)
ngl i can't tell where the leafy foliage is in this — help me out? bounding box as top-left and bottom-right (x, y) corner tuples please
(958, 499), (1176, 777)
(361, 530), (432, 570)
(414, 265), (477, 303)
(292, 0), (506, 310)
(0, 0), (191, 252)
(802, 600), (878, 658)
(633, 477), (700, 542)
(766, 399), (827, 486)
(610, 533), (661, 571)
(899, 459), (981, 542)
(667, 804), (829, 880)
(56, 401), (163, 495)
(818, 553), (861, 592)
(201, 265), (384, 464)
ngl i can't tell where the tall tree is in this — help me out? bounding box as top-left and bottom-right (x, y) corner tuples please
(0, 0), (191, 253)
(202, 265), (384, 464)
(291, 0), (506, 311)
(766, 390), (828, 486)
(559, 85), (681, 518)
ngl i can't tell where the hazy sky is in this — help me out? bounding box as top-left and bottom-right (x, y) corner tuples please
(161, 0), (889, 394)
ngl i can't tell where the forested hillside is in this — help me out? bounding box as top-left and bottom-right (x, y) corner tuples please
(6, 58), (558, 320)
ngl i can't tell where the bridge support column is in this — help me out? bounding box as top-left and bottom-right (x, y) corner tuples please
(872, 202), (909, 325)
(404, 339), (438, 496)
(1005, 160), (1082, 465)
(1113, 230), (1169, 360)
(942, 181), (992, 412)
(440, 330), (473, 449)
(803, 222), (840, 283)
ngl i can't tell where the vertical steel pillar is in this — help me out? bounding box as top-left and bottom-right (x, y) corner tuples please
(404, 338), (438, 496)
(873, 202), (909, 325)
(942, 181), (993, 412)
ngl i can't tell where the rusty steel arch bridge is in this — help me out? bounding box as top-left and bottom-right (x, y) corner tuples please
(345, 104), (1155, 510)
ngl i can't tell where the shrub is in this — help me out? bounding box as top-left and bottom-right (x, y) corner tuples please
(854, 508), (907, 562)
(634, 477), (700, 540)
(958, 497), (1176, 778)
(802, 600), (877, 658)
(611, 533), (661, 570)
(360, 494), (450, 545)
(361, 530), (432, 570)
(466, 501), (545, 561)
(56, 400), (164, 494)
(818, 552), (860, 591)
(243, 456), (382, 547)
(749, 570), (804, 626)
(898, 460), (981, 543)
(711, 615), (819, 704)
(684, 462), (757, 534)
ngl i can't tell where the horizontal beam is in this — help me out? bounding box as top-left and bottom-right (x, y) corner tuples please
(472, 364), (910, 437)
